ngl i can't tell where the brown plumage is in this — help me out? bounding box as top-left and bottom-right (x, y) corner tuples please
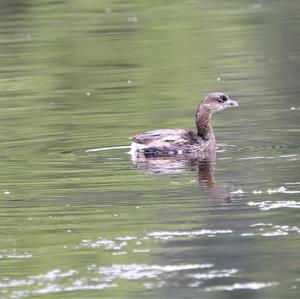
(130, 92), (238, 160)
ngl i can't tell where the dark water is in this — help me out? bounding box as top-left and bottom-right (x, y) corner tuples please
(0, 1), (299, 298)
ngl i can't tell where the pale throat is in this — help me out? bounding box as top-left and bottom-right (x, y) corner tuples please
(195, 105), (214, 140)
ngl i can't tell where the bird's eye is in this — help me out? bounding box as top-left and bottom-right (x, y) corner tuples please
(217, 95), (227, 103)
(222, 95), (227, 102)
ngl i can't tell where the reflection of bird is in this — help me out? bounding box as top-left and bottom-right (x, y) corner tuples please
(131, 156), (200, 174)
(132, 156), (233, 203)
(197, 161), (232, 203)
(130, 92), (238, 160)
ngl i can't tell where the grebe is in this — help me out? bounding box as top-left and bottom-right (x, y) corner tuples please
(130, 92), (238, 160)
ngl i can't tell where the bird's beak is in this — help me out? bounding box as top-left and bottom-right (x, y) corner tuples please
(224, 98), (239, 108)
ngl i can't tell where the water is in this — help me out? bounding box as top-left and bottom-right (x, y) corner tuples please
(0, 0), (299, 298)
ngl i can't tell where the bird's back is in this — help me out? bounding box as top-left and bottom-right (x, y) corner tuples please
(130, 128), (212, 157)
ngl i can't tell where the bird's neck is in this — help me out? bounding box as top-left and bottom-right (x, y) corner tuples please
(195, 105), (214, 141)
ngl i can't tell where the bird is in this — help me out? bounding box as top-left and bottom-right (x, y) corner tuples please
(130, 92), (238, 161)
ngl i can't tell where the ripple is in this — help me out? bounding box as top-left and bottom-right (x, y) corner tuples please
(29, 269), (78, 281)
(98, 263), (213, 280)
(34, 282), (116, 294)
(81, 238), (128, 250)
(85, 146), (130, 153)
(112, 251), (127, 256)
(0, 279), (34, 288)
(148, 230), (233, 239)
(252, 190), (263, 194)
(115, 236), (137, 241)
(0, 250), (32, 259)
(236, 153), (298, 161)
(250, 223), (273, 227)
(266, 186), (300, 194)
(250, 186), (299, 195)
(188, 269), (238, 280)
(261, 231), (288, 237)
(260, 224), (300, 236)
(132, 249), (150, 253)
(239, 156), (266, 160)
(0, 269), (116, 299)
(248, 200), (300, 210)
(242, 224), (300, 237)
(230, 189), (245, 194)
(204, 281), (278, 291)
(278, 154), (297, 158)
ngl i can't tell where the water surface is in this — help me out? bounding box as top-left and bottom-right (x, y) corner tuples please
(0, 1), (299, 298)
